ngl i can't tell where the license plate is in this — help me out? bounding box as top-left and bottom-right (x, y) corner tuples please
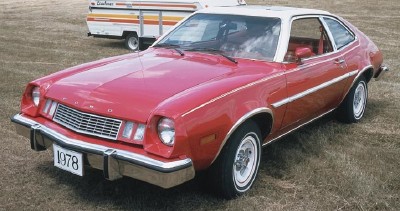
(53, 144), (83, 176)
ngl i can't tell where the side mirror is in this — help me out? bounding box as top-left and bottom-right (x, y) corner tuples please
(295, 47), (312, 64)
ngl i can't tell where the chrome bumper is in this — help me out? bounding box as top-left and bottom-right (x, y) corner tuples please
(375, 65), (389, 81)
(11, 114), (195, 188)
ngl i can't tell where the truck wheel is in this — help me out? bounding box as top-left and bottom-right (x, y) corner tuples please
(337, 76), (368, 123)
(209, 120), (261, 199)
(124, 32), (139, 51)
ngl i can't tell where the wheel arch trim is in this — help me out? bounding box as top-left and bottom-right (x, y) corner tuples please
(210, 107), (273, 165)
(340, 65), (373, 104)
(352, 65), (373, 86)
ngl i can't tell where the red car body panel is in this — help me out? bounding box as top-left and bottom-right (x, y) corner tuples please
(19, 38), (382, 169)
(13, 7), (387, 186)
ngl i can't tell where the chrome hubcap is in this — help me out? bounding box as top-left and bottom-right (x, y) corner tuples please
(235, 148), (252, 174)
(233, 135), (257, 189)
(128, 37), (138, 50)
(353, 82), (366, 119)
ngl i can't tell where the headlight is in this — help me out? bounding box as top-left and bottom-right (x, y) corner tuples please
(122, 121), (134, 138)
(134, 124), (146, 141)
(32, 87), (40, 106)
(157, 118), (175, 146)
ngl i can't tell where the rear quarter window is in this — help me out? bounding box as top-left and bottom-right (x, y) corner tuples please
(324, 17), (355, 49)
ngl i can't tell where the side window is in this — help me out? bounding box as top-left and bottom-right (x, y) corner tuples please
(285, 18), (333, 62)
(323, 17), (355, 49)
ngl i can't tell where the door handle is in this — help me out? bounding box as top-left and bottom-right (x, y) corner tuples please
(334, 59), (345, 64)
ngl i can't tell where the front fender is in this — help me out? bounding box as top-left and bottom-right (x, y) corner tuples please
(180, 80), (283, 170)
(145, 61), (286, 170)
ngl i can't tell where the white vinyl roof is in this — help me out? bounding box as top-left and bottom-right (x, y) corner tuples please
(198, 5), (331, 20)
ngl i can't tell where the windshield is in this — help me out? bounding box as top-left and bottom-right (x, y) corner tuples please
(156, 13), (281, 61)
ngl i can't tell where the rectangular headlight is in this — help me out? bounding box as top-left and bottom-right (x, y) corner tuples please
(42, 99), (52, 114)
(134, 124), (145, 141)
(49, 101), (58, 117)
(122, 121), (135, 138)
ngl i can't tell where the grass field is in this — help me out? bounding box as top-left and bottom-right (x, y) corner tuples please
(1, 0), (399, 210)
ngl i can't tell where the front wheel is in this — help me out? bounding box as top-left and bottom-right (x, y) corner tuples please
(337, 76), (368, 123)
(124, 32), (139, 51)
(208, 121), (261, 199)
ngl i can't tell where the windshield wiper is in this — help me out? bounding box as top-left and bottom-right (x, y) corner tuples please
(153, 43), (180, 48)
(185, 47), (238, 64)
(153, 43), (184, 56)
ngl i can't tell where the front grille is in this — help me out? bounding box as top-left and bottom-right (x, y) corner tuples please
(53, 104), (122, 140)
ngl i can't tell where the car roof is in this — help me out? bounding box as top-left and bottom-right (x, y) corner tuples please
(198, 5), (332, 20)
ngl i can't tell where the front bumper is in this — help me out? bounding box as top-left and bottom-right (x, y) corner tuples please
(11, 114), (195, 188)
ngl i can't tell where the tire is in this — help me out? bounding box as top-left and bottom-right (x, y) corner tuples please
(124, 32), (139, 51)
(208, 120), (261, 199)
(337, 76), (368, 123)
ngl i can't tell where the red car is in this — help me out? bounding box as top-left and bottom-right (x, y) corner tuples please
(12, 6), (388, 198)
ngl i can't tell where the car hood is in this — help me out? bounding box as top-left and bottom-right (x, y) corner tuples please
(45, 49), (236, 122)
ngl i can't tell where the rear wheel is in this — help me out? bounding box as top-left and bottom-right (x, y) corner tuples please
(337, 76), (368, 123)
(124, 32), (139, 51)
(208, 121), (261, 199)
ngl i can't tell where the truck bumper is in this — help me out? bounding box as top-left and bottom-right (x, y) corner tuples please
(11, 114), (195, 189)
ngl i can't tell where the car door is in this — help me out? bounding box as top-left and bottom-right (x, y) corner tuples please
(322, 16), (359, 97)
(278, 16), (352, 129)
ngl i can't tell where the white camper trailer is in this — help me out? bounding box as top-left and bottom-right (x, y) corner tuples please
(87, 0), (247, 50)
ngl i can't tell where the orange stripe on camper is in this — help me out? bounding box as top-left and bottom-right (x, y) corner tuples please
(87, 13), (184, 22)
(115, 2), (197, 9)
(137, 3), (197, 9)
(143, 15), (184, 21)
(87, 13), (138, 19)
(87, 17), (139, 24)
(87, 17), (178, 26)
(88, 14), (183, 21)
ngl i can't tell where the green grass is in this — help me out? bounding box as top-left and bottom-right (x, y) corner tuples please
(1, 0), (399, 210)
